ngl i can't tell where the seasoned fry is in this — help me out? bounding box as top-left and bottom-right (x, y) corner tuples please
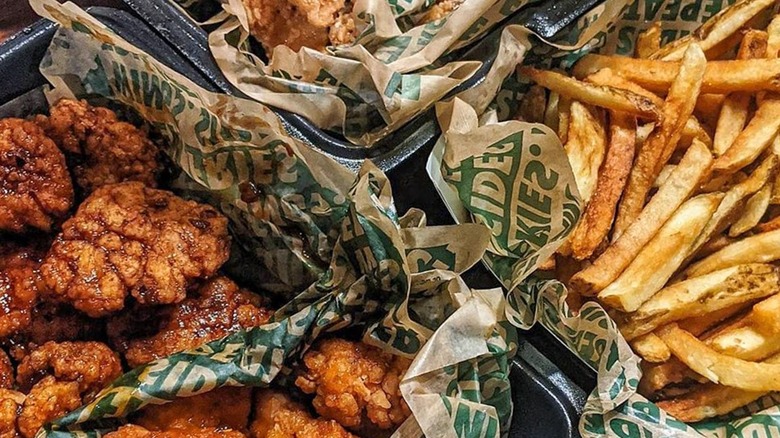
(621, 263), (780, 340)
(614, 45), (706, 233)
(650, 0), (775, 61)
(695, 94), (727, 127)
(713, 97), (780, 174)
(571, 141), (713, 295)
(751, 294), (780, 335)
(677, 303), (749, 335)
(636, 23), (662, 59)
(599, 193), (723, 312)
(685, 229), (780, 278)
(520, 67), (661, 120)
(568, 112), (636, 260)
(573, 56), (780, 94)
(658, 324), (780, 391)
(729, 183), (772, 236)
(631, 333), (670, 362)
(713, 30), (767, 156)
(564, 102), (607, 203)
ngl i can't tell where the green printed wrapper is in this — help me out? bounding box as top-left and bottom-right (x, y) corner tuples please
(429, 0), (780, 437)
(29, 1), (521, 437)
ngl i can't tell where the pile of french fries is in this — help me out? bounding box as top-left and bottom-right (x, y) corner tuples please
(518, 0), (780, 423)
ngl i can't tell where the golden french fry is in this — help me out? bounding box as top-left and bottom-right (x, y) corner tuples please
(713, 96), (780, 174)
(564, 102), (607, 203)
(520, 67), (661, 120)
(692, 234), (737, 260)
(631, 332), (670, 363)
(685, 229), (780, 278)
(543, 91), (560, 132)
(650, 0), (775, 61)
(516, 85), (547, 123)
(599, 193), (724, 312)
(695, 94), (727, 127)
(681, 116), (713, 149)
(621, 263), (780, 340)
(729, 183), (771, 236)
(653, 164), (675, 189)
(657, 352), (780, 422)
(751, 294), (780, 335)
(713, 30), (768, 156)
(614, 45), (707, 235)
(636, 23), (662, 59)
(571, 141), (713, 295)
(558, 97), (571, 144)
(569, 112), (636, 260)
(658, 324), (780, 391)
(756, 214), (780, 232)
(677, 302), (750, 335)
(707, 314), (780, 361)
(573, 56), (780, 94)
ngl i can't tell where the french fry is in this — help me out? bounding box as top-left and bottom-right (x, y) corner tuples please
(564, 102), (607, 203)
(658, 324), (780, 392)
(653, 164), (675, 189)
(543, 91), (560, 133)
(568, 112), (636, 260)
(649, 0), (775, 61)
(614, 45), (706, 235)
(756, 214), (780, 232)
(657, 352), (780, 422)
(729, 183), (772, 236)
(691, 234), (737, 260)
(713, 96), (780, 174)
(632, 332), (670, 363)
(621, 263), (780, 340)
(677, 302), (750, 335)
(751, 294), (780, 335)
(520, 67), (661, 120)
(681, 116), (713, 149)
(636, 23), (662, 59)
(695, 94), (726, 127)
(571, 141), (713, 295)
(516, 85), (547, 123)
(599, 193), (724, 312)
(558, 97), (571, 144)
(685, 229), (780, 278)
(713, 30), (768, 156)
(572, 56), (780, 94)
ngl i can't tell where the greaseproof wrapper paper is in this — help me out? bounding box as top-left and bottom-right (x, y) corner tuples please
(429, 0), (780, 437)
(30, 1), (519, 437)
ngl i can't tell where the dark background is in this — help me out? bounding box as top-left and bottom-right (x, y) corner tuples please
(0, 0), (119, 41)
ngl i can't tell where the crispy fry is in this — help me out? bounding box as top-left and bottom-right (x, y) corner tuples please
(573, 55), (780, 94)
(677, 302), (749, 335)
(729, 183), (771, 236)
(558, 97), (571, 144)
(571, 141), (713, 295)
(568, 112), (636, 260)
(631, 333), (670, 363)
(681, 116), (713, 149)
(713, 96), (780, 174)
(621, 263), (780, 340)
(658, 324), (780, 391)
(650, 0), (775, 61)
(695, 94), (727, 127)
(751, 294), (780, 335)
(516, 85), (547, 123)
(713, 30), (767, 156)
(685, 229), (780, 278)
(653, 164), (675, 189)
(657, 378), (773, 422)
(564, 102), (607, 203)
(636, 23), (662, 59)
(599, 193), (723, 312)
(614, 45), (706, 233)
(520, 67), (661, 120)
(756, 214), (780, 232)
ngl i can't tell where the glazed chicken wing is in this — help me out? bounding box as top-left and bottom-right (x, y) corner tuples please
(295, 339), (411, 430)
(40, 182), (230, 316)
(37, 99), (160, 193)
(0, 118), (73, 233)
(251, 389), (356, 438)
(106, 424), (246, 438)
(109, 277), (272, 367)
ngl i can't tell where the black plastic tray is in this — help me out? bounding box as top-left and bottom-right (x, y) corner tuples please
(0, 6), (591, 437)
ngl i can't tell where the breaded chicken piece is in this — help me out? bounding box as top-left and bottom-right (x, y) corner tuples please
(420, 0), (463, 22)
(22, 303), (104, 345)
(0, 389), (24, 438)
(17, 376), (80, 438)
(0, 351), (13, 390)
(109, 277), (272, 367)
(136, 387), (252, 433)
(295, 339), (411, 430)
(242, 0), (344, 52)
(0, 118), (73, 233)
(40, 182), (230, 316)
(106, 424), (246, 438)
(0, 242), (45, 340)
(36, 99), (160, 193)
(251, 390), (356, 438)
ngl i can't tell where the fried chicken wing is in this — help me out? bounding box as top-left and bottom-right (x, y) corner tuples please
(251, 389), (356, 438)
(0, 389), (24, 438)
(37, 99), (160, 193)
(295, 339), (411, 430)
(0, 118), (73, 233)
(17, 376), (80, 438)
(0, 242), (46, 340)
(135, 386), (252, 433)
(40, 182), (231, 316)
(109, 277), (271, 367)
(106, 424), (246, 438)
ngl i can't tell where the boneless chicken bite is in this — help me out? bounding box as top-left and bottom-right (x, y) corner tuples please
(135, 386), (252, 433)
(109, 277), (272, 367)
(0, 118), (73, 233)
(251, 389), (356, 438)
(37, 99), (160, 193)
(106, 424), (247, 438)
(0, 389), (24, 438)
(0, 242), (45, 340)
(295, 339), (411, 430)
(242, 0), (346, 52)
(40, 182), (230, 316)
